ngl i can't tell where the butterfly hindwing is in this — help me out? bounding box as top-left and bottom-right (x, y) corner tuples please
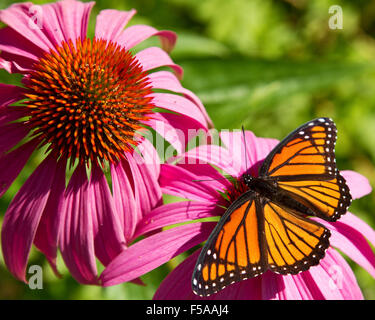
(192, 191), (267, 297)
(277, 176), (351, 222)
(260, 117), (352, 222)
(263, 200), (330, 274)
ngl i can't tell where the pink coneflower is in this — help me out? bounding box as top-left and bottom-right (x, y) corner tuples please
(100, 130), (375, 299)
(0, 0), (211, 284)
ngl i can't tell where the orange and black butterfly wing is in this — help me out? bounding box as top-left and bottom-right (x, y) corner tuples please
(259, 117), (352, 222)
(192, 191), (267, 297)
(263, 200), (330, 274)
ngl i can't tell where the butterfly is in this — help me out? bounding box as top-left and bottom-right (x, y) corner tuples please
(191, 117), (352, 297)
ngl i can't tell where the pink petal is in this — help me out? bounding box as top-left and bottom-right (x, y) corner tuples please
(135, 47), (183, 79)
(341, 170), (372, 200)
(117, 24), (176, 52)
(135, 138), (161, 178)
(261, 272), (307, 300)
(176, 162), (232, 191)
(151, 93), (207, 129)
(146, 113), (203, 155)
(100, 222), (215, 287)
(159, 164), (225, 203)
(111, 159), (140, 241)
(33, 157), (66, 275)
(327, 212), (375, 279)
(89, 164), (126, 266)
(219, 130), (279, 176)
(146, 112), (210, 156)
(0, 139), (37, 198)
(0, 106), (27, 126)
(127, 152), (163, 216)
(134, 201), (223, 237)
(1, 154), (58, 282)
(148, 71), (213, 127)
(42, 0), (94, 46)
(0, 27), (41, 66)
(174, 144), (240, 177)
(0, 1), (94, 52)
(155, 249), (263, 300)
(0, 84), (25, 106)
(320, 248), (363, 299)
(95, 9), (136, 42)
(0, 122), (30, 156)
(154, 250), (201, 300)
(0, 53), (32, 73)
(305, 248), (363, 299)
(59, 164), (98, 284)
(0, 2), (52, 52)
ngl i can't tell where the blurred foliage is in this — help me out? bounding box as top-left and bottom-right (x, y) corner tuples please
(0, 0), (375, 300)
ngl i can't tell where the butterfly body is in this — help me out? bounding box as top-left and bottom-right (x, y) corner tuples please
(243, 175), (312, 216)
(192, 118), (352, 297)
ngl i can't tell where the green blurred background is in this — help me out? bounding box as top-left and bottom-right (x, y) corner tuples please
(0, 0), (375, 299)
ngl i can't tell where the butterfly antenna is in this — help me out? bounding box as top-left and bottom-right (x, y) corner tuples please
(242, 125), (249, 173)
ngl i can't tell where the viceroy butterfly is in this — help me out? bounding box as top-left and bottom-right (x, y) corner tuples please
(192, 118), (352, 297)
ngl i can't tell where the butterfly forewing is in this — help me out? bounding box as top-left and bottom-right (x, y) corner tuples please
(192, 192), (267, 297)
(260, 118), (338, 179)
(260, 117), (352, 222)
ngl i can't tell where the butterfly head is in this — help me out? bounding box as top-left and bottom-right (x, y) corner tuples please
(242, 174), (254, 187)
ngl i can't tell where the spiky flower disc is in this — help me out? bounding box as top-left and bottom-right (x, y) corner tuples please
(25, 37), (154, 165)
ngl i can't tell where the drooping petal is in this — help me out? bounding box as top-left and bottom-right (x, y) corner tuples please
(117, 25), (176, 52)
(176, 162), (232, 191)
(135, 47), (183, 79)
(146, 113), (206, 155)
(134, 201), (223, 238)
(154, 249), (263, 300)
(59, 164), (98, 285)
(159, 164), (225, 204)
(0, 139), (37, 197)
(261, 272), (307, 300)
(94, 9), (136, 42)
(89, 164), (126, 266)
(305, 248), (363, 300)
(341, 170), (372, 200)
(135, 137), (161, 178)
(100, 222), (215, 287)
(148, 71), (213, 127)
(0, 27), (42, 64)
(0, 122), (30, 155)
(327, 212), (375, 278)
(174, 144), (240, 177)
(320, 248), (363, 299)
(33, 157), (66, 275)
(0, 84), (26, 106)
(111, 159), (140, 241)
(127, 152), (163, 216)
(1, 154), (57, 282)
(0, 106), (28, 127)
(219, 130), (279, 176)
(153, 250), (201, 300)
(151, 93), (207, 130)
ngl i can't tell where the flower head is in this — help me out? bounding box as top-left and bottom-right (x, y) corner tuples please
(0, 0), (211, 284)
(100, 129), (375, 299)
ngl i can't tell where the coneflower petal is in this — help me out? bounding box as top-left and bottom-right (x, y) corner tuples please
(59, 164), (98, 285)
(1, 154), (57, 282)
